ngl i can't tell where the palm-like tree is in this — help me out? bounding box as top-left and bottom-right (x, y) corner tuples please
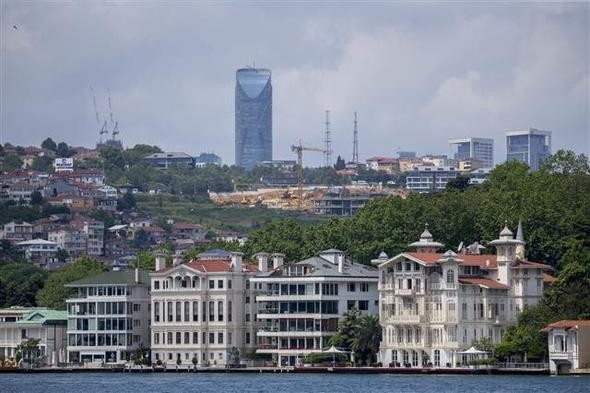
(352, 315), (382, 366)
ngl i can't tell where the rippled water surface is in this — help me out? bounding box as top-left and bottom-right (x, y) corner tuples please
(2, 372), (589, 393)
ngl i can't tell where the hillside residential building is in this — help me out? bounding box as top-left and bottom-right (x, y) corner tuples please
(406, 166), (459, 193)
(251, 249), (379, 366)
(0, 307), (68, 366)
(16, 239), (57, 262)
(65, 270), (151, 364)
(144, 152), (195, 169)
(8, 182), (35, 203)
(543, 320), (590, 375)
(377, 224), (552, 368)
(48, 229), (87, 259)
(149, 252), (260, 366)
(0, 221), (33, 243)
(71, 220), (104, 256)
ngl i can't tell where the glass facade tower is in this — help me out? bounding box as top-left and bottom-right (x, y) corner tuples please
(449, 137), (494, 168)
(506, 128), (552, 171)
(235, 68), (272, 169)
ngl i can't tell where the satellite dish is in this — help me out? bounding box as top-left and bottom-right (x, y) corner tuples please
(457, 241), (464, 252)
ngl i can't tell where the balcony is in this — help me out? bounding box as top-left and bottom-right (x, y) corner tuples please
(396, 289), (415, 296)
(386, 314), (425, 324)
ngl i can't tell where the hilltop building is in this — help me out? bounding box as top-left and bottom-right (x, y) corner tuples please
(376, 224), (553, 368)
(506, 128), (552, 171)
(235, 67), (272, 169)
(449, 137), (494, 169)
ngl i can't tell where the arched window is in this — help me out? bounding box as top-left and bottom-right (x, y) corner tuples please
(446, 269), (455, 284)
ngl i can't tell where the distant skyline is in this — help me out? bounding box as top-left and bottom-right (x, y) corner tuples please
(1, 2), (588, 166)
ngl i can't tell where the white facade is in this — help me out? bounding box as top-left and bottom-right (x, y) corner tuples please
(406, 166), (459, 193)
(16, 238), (57, 261)
(149, 252), (260, 366)
(0, 307), (67, 366)
(0, 221), (33, 242)
(377, 225), (550, 368)
(251, 249), (379, 367)
(66, 270), (151, 364)
(544, 320), (590, 374)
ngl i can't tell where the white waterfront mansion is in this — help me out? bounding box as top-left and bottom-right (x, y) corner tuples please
(149, 251), (261, 366)
(377, 223), (552, 368)
(251, 249), (379, 367)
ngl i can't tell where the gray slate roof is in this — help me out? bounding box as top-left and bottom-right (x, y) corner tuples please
(278, 256), (378, 278)
(65, 270), (150, 287)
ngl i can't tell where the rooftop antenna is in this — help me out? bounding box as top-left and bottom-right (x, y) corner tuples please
(324, 110), (332, 167)
(352, 112), (359, 163)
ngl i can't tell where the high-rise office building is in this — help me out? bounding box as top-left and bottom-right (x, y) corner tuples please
(449, 137), (494, 168)
(506, 128), (552, 171)
(235, 67), (272, 169)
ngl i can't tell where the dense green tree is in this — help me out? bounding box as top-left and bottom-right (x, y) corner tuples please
(351, 314), (382, 366)
(0, 263), (47, 307)
(540, 149), (590, 175)
(446, 175), (471, 191)
(334, 155), (346, 170)
(87, 209), (115, 229)
(56, 142), (72, 157)
(30, 191), (44, 206)
(31, 155), (54, 172)
(117, 192), (137, 210)
(15, 338), (41, 364)
(131, 249), (156, 271)
(328, 307), (360, 351)
(41, 138), (57, 151)
(55, 248), (69, 262)
(36, 256), (107, 309)
(3, 154), (23, 171)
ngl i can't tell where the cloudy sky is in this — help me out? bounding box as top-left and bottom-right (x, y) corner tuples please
(2, 1), (589, 166)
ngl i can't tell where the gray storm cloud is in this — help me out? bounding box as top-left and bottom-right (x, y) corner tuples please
(1, 2), (588, 166)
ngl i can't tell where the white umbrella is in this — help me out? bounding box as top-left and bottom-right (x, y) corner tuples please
(322, 346), (347, 365)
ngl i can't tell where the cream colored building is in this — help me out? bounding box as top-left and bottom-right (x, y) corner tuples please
(543, 320), (590, 374)
(377, 224), (552, 368)
(149, 252), (260, 366)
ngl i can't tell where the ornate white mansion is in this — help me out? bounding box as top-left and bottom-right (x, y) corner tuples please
(376, 223), (553, 367)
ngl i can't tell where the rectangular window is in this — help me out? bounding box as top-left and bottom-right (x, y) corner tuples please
(360, 283), (369, 292)
(209, 301), (215, 322)
(218, 332), (223, 344)
(192, 301), (198, 322)
(218, 280), (224, 289)
(184, 301), (190, 322)
(245, 332), (251, 344)
(209, 333), (215, 344)
(228, 280), (232, 289)
(358, 301), (369, 311)
(154, 281), (160, 290)
(154, 333), (160, 345)
(133, 304), (140, 312)
(228, 332), (232, 345)
(347, 283), (356, 292)
(209, 280), (215, 289)
(218, 301), (224, 322)
(228, 301), (232, 322)
(193, 332), (198, 344)
(245, 296), (250, 304)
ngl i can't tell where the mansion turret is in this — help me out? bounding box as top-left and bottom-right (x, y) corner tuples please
(377, 223), (553, 368)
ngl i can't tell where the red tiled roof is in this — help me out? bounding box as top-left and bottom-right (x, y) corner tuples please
(458, 277), (510, 289)
(542, 320), (590, 332)
(155, 259), (259, 274)
(405, 252), (551, 270)
(543, 273), (557, 283)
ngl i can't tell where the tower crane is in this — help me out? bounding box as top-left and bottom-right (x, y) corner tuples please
(291, 141), (326, 208)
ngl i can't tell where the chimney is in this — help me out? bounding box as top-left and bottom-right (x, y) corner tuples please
(338, 253), (344, 273)
(135, 267), (140, 283)
(231, 252), (243, 272)
(155, 252), (166, 271)
(255, 252), (269, 272)
(173, 251), (182, 266)
(272, 253), (285, 269)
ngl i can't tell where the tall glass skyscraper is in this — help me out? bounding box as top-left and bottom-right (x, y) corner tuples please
(449, 137), (494, 168)
(506, 128), (552, 171)
(235, 67), (272, 169)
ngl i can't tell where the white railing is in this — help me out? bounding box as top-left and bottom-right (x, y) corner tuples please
(497, 362), (549, 369)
